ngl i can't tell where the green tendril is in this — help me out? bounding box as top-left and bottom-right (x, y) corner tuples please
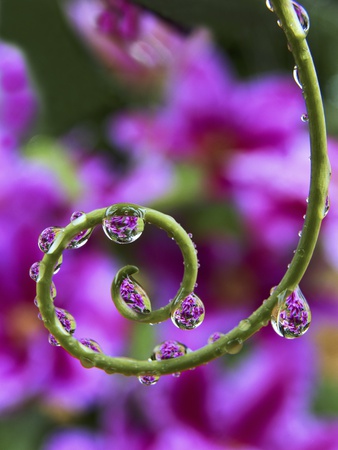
(35, 0), (330, 377)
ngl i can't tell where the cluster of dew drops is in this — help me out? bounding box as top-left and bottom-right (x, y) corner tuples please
(29, 207), (208, 385)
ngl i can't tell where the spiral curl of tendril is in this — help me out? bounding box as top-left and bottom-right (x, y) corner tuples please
(34, 0), (330, 378)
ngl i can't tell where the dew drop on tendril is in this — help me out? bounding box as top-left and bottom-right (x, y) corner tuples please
(67, 211), (93, 249)
(293, 66), (303, 89)
(301, 113), (309, 122)
(238, 319), (251, 331)
(119, 276), (151, 313)
(292, 1), (310, 35)
(226, 338), (243, 355)
(55, 307), (76, 334)
(48, 334), (60, 347)
(171, 293), (205, 330)
(29, 262), (41, 281)
(138, 374), (160, 386)
(271, 286), (311, 338)
(323, 195), (330, 218)
(151, 340), (189, 361)
(265, 0), (274, 12)
(38, 227), (63, 253)
(79, 338), (103, 353)
(208, 331), (224, 344)
(102, 206), (145, 244)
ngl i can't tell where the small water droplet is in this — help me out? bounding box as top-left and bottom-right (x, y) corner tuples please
(293, 66), (303, 89)
(55, 307), (76, 333)
(226, 338), (243, 355)
(29, 262), (41, 281)
(306, 197), (309, 204)
(79, 338), (103, 353)
(297, 248), (305, 257)
(301, 113), (309, 122)
(119, 276), (151, 313)
(277, 19), (283, 28)
(266, 0), (274, 12)
(172, 372), (181, 378)
(53, 255), (63, 274)
(303, 214), (306, 219)
(151, 340), (188, 361)
(238, 319), (251, 332)
(271, 286), (311, 338)
(188, 233), (193, 239)
(323, 195), (330, 218)
(38, 227), (63, 253)
(67, 211), (93, 249)
(292, 1), (310, 34)
(138, 374), (160, 386)
(34, 297), (39, 307)
(171, 293), (205, 330)
(48, 334), (60, 346)
(298, 230), (302, 237)
(102, 206), (144, 244)
(207, 331), (224, 344)
(80, 357), (95, 368)
(50, 281), (57, 299)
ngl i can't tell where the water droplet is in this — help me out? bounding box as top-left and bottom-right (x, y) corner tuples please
(188, 233), (193, 239)
(306, 197), (309, 204)
(50, 281), (57, 299)
(151, 340), (188, 361)
(29, 261), (41, 281)
(138, 374), (160, 386)
(172, 372), (181, 378)
(292, 1), (310, 34)
(67, 211), (93, 249)
(277, 19), (283, 28)
(301, 113), (309, 122)
(303, 214), (306, 219)
(208, 332), (224, 344)
(55, 307), (76, 334)
(226, 338), (243, 355)
(238, 319), (251, 332)
(119, 276), (151, 313)
(171, 293), (205, 330)
(102, 206), (144, 244)
(293, 66), (303, 89)
(323, 195), (330, 218)
(80, 357), (95, 368)
(38, 227), (63, 253)
(298, 230), (302, 237)
(79, 338), (103, 353)
(266, 0), (274, 12)
(48, 334), (60, 346)
(271, 286), (311, 338)
(53, 255), (63, 274)
(34, 297), (39, 307)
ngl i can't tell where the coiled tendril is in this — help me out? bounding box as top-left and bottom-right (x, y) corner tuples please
(31, 0), (330, 381)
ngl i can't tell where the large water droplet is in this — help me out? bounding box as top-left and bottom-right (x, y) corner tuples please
(67, 211), (93, 249)
(55, 307), (76, 334)
(292, 1), (310, 34)
(119, 276), (151, 313)
(208, 331), (224, 344)
(271, 286), (311, 338)
(293, 66), (303, 89)
(38, 227), (63, 253)
(79, 338), (103, 353)
(171, 293), (205, 330)
(138, 374), (160, 386)
(323, 195), (330, 218)
(102, 206), (144, 244)
(151, 340), (188, 361)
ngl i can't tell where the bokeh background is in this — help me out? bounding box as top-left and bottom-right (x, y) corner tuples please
(1, 0), (338, 449)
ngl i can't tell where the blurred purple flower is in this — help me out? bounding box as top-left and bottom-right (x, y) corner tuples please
(0, 42), (38, 148)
